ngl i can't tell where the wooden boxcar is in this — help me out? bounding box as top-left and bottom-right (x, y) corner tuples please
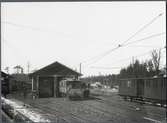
(119, 77), (166, 105)
(143, 77), (166, 104)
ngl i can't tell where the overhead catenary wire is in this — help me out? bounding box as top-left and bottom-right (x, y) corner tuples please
(82, 13), (164, 66)
(1, 21), (46, 32)
(121, 13), (163, 45)
(2, 38), (29, 65)
(89, 46), (166, 70)
(83, 46), (120, 66)
(1, 21), (70, 37)
(83, 32), (165, 67)
(123, 32), (165, 46)
(91, 67), (120, 69)
(125, 45), (163, 48)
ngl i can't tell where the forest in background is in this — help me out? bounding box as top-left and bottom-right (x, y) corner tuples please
(81, 49), (166, 87)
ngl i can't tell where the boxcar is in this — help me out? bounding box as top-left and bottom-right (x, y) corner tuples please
(143, 77), (166, 104)
(119, 77), (166, 105)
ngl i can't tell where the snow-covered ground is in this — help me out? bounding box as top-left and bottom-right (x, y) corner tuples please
(1, 97), (51, 122)
(90, 87), (118, 96)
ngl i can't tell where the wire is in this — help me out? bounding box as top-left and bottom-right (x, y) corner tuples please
(82, 13), (164, 66)
(1, 21), (44, 31)
(89, 46), (165, 70)
(84, 32), (165, 67)
(84, 46), (120, 66)
(1, 21), (69, 37)
(125, 45), (163, 48)
(90, 66), (122, 70)
(2, 38), (28, 61)
(121, 13), (163, 45)
(123, 32), (165, 46)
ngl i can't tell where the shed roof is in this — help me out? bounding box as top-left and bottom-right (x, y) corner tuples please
(1, 71), (11, 78)
(29, 61), (82, 77)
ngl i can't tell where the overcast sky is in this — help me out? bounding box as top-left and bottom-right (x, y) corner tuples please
(1, 2), (166, 77)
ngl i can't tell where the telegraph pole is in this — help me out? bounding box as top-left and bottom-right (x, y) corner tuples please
(27, 62), (30, 74)
(79, 63), (82, 74)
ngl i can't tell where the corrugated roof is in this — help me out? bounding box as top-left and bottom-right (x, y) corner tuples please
(29, 61), (82, 77)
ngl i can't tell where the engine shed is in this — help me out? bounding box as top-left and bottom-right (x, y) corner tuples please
(29, 61), (82, 98)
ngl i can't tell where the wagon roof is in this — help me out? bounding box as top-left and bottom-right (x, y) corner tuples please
(119, 76), (166, 81)
(29, 61), (82, 77)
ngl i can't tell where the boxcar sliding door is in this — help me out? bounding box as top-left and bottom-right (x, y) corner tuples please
(137, 79), (144, 98)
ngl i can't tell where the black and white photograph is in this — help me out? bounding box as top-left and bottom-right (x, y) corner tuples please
(1, 1), (166, 123)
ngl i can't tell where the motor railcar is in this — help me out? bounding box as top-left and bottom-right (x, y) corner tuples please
(59, 79), (90, 99)
(119, 77), (166, 105)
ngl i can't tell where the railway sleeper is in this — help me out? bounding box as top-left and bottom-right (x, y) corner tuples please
(121, 95), (166, 108)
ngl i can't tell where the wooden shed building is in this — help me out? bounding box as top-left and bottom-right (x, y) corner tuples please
(10, 74), (31, 92)
(1, 71), (10, 95)
(29, 61), (82, 98)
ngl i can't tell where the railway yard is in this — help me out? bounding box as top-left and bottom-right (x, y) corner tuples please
(3, 91), (167, 123)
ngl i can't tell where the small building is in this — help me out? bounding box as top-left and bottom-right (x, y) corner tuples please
(29, 61), (82, 98)
(1, 71), (10, 95)
(10, 74), (31, 92)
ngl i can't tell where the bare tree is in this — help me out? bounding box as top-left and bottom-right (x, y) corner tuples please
(151, 49), (161, 75)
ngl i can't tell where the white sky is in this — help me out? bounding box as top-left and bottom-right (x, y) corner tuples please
(1, 2), (166, 77)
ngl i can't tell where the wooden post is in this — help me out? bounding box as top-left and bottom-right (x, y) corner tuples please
(32, 78), (34, 91)
(54, 77), (57, 97)
(80, 63), (82, 74)
(37, 76), (39, 98)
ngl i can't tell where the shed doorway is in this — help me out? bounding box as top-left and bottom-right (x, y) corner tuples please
(39, 77), (54, 98)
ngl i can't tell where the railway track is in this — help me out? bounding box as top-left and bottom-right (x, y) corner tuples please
(29, 101), (97, 123)
(96, 95), (166, 118)
(43, 98), (143, 123)
(7, 94), (166, 123)
(91, 95), (166, 122)
(49, 100), (113, 122)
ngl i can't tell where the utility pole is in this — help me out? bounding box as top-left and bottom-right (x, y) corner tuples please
(27, 62), (30, 74)
(132, 56), (134, 65)
(79, 63), (82, 74)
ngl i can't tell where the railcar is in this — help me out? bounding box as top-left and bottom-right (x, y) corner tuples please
(119, 77), (166, 105)
(59, 79), (90, 99)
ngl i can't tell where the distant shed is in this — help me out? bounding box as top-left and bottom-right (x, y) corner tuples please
(1, 71), (10, 95)
(29, 61), (82, 98)
(10, 74), (31, 92)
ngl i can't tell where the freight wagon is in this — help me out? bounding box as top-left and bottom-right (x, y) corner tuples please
(119, 77), (166, 105)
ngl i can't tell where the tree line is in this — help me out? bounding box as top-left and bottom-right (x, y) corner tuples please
(82, 49), (166, 87)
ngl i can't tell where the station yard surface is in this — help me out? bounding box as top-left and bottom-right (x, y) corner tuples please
(5, 91), (167, 123)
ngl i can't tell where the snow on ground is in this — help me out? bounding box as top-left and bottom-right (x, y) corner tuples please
(90, 87), (118, 96)
(1, 97), (51, 122)
(101, 88), (118, 93)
